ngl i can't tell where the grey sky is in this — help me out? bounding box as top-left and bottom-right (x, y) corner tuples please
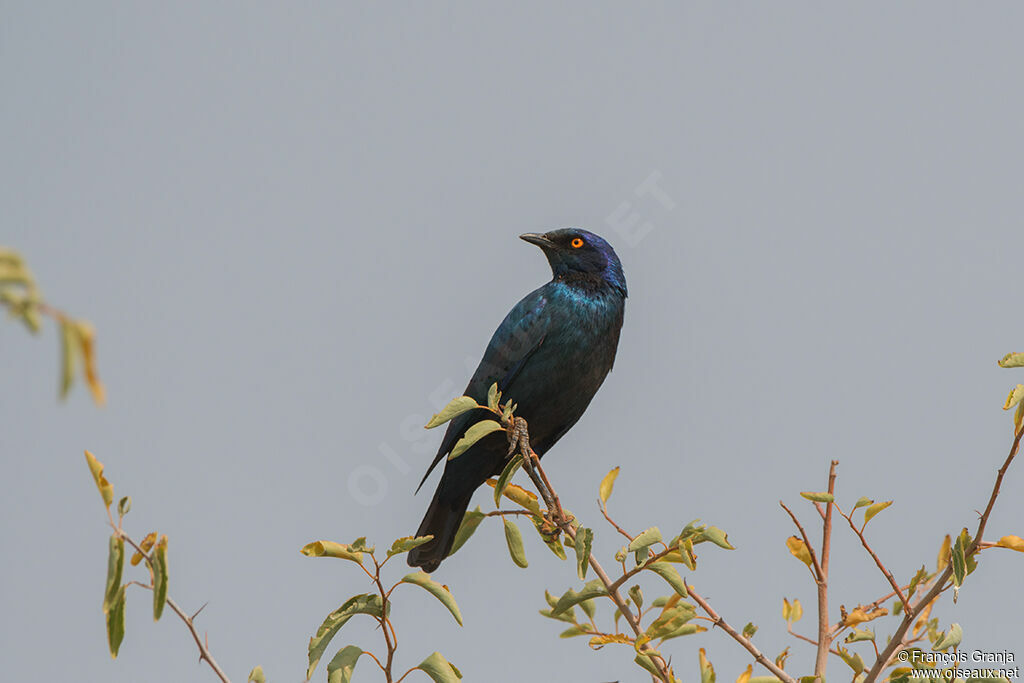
(3, 3), (1023, 681)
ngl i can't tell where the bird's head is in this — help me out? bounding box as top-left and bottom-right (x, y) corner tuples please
(520, 228), (627, 296)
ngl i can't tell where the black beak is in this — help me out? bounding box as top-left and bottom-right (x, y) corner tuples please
(519, 233), (554, 249)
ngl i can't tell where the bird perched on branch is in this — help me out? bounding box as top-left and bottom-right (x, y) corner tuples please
(409, 229), (627, 572)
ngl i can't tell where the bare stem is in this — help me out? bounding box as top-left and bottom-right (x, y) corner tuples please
(815, 461), (837, 681)
(686, 581), (797, 683)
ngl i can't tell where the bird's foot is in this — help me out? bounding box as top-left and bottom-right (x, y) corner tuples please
(506, 416), (532, 457)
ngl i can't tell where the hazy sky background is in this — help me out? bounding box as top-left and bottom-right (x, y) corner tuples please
(4, 3), (1023, 682)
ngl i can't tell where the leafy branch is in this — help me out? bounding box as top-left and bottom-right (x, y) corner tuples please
(299, 536), (463, 683)
(83, 450), (230, 682)
(2, 247), (104, 403)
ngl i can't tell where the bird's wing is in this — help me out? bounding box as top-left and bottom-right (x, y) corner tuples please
(416, 288), (550, 491)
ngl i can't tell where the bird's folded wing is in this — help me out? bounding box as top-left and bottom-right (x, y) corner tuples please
(415, 289), (550, 491)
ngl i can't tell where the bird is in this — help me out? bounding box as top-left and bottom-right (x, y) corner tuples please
(408, 228), (627, 572)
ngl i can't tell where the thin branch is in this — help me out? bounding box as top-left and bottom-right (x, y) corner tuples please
(863, 424), (1024, 682)
(685, 581), (797, 683)
(116, 530), (230, 683)
(838, 508), (911, 614)
(779, 502), (824, 580)
(600, 500), (637, 543)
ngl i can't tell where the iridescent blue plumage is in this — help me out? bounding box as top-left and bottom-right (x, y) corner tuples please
(409, 229), (627, 572)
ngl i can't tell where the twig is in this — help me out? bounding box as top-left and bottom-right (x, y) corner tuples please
(117, 531), (231, 683)
(863, 424), (1024, 682)
(600, 500), (636, 543)
(838, 508), (911, 614)
(685, 581), (797, 683)
(117, 532), (231, 683)
(779, 501), (824, 579)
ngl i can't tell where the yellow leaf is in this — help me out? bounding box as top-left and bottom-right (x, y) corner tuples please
(84, 450), (114, 509)
(588, 633), (632, 649)
(699, 648), (715, 683)
(786, 536), (813, 567)
(486, 479), (542, 516)
(75, 320), (106, 405)
(1004, 384), (1024, 411)
(937, 534), (951, 570)
(599, 466), (620, 504)
(844, 606), (887, 627)
(997, 535), (1024, 552)
(1015, 400), (1024, 433)
(913, 599), (934, 636)
(864, 500), (893, 524)
(791, 598), (803, 622)
(782, 597), (790, 621)
(736, 664), (752, 683)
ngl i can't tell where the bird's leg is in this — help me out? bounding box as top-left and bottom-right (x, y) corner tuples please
(507, 417), (573, 535)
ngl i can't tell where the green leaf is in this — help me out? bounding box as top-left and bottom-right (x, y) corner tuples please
(552, 579), (607, 616)
(998, 352), (1024, 368)
(538, 606), (577, 624)
(327, 645), (363, 683)
(742, 622), (757, 639)
(573, 527), (593, 580)
(853, 496), (874, 509)
(634, 654), (662, 677)
(645, 562), (688, 597)
(933, 623), (963, 650)
(417, 652), (462, 683)
(103, 534), (125, 614)
(425, 396), (480, 429)
(348, 537), (374, 553)
(599, 467), (620, 504)
(698, 526), (735, 550)
(559, 625), (592, 638)
(448, 420), (504, 460)
(628, 584), (643, 610)
(486, 382), (500, 411)
(300, 541), (363, 564)
(105, 584), (126, 658)
(844, 628), (875, 643)
(645, 603), (696, 640)
(117, 496), (131, 517)
(447, 507), (485, 557)
(247, 665), (266, 683)
(307, 594), (383, 679)
(864, 500), (892, 525)
(907, 565), (929, 598)
(579, 597), (596, 620)
(502, 518), (528, 568)
(836, 647), (865, 674)
(800, 492), (834, 503)
(386, 535), (433, 557)
(627, 527), (662, 553)
(493, 455), (523, 507)
(152, 535), (168, 621)
(59, 319), (79, 399)
(401, 571), (463, 625)
(951, 528), (976, 602)
(84, 450), (114, 509)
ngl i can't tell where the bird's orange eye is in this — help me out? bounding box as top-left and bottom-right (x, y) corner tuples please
(571, 237), (584, 249)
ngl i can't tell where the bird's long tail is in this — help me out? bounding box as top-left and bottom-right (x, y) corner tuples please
(407, 490), (470, 573)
